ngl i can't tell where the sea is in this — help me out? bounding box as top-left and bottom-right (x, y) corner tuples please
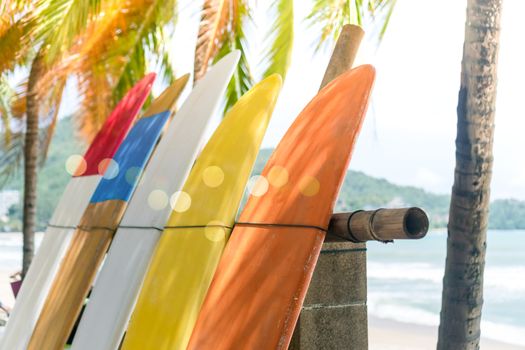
(0, 230), (524, 346)
(368, 229), (525, 347)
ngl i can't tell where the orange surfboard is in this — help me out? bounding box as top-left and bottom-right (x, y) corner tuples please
(187, 65), (375, 350)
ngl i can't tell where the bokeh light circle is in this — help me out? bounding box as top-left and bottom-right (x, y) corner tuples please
(202, 166), (224, 188)
(205, 220), (227, 242)
(299, 176), (320, 197)
(267, 166), (289, 188)
(65, 154), (86, 176)
(170, 191), (192, 213)
(98, 158), (119, 179)
(125, 166), (142, 185)
(148, 190), (168, 210)
(247, 175), (269, 197)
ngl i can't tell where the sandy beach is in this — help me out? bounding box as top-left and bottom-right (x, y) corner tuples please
(369, 316), (525, 350)
(0, 270), (14, 309)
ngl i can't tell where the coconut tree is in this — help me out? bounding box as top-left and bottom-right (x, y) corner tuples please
(193, 0), (396, 112)
(438, 0), (503, 348)
(0, 0), (395, 276)
(0, 0), (180, 276)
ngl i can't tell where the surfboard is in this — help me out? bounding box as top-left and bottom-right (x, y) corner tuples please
(26, 76), (188, 350)
(120, 74), (282, 350)
(187, 65), (375, 350)
(69, 51), (240, 350)
(0, 73), (155, 350)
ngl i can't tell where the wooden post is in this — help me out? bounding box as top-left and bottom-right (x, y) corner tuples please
(290, 208), (429, 350)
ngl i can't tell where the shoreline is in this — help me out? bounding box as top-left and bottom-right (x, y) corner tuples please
(1, 281), (524, 349)
(369, 316), (525, 350)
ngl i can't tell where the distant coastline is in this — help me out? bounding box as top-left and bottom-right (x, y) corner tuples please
(2, 118), (525, 231)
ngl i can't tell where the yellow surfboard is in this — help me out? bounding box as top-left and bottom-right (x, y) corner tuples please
(121, 74), (282, 350)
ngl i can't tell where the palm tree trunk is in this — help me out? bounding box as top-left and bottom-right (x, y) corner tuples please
(22, 51), (44, 277)
(438, 1), (502, 349)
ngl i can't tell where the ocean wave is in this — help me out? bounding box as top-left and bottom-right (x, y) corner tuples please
(484, 266), (525, 293)
(368, 262), (443, 284)
(368, 262), (525, 293)
(482, 320), (525, 346)
(368, 299), (439, 326)
(368, 299), (525, 346)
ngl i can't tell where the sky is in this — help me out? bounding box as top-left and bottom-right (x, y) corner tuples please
(58, 0), (525, 200)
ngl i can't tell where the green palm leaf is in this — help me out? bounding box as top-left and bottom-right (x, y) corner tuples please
(109, 0), (178, 105)
(0, 75), (24, 183)
(37, 0), (102, 62)
(213, 0), (253, 115)
(307, 0), (396, 50)
(262, 0), (294, 80)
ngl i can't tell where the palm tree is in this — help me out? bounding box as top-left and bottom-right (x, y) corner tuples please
(0, 0), (395, 275)
(438, 0), (502, 348)
(0, 0), (179, 275)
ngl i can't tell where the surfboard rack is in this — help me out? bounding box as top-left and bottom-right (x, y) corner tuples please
(327, 207), (429, 243)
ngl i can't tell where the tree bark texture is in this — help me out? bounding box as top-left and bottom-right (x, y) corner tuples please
(22, 51), (45, 277)
(438, 1), (502, 349)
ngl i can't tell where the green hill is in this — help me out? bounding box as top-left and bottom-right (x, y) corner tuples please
(1, 119), (525, 230)
(251, 149), (452, 227)
(1, 118), (85, 231)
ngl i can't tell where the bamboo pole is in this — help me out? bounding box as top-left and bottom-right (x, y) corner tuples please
(328, 208), (429, 242)
(319, 24), (365, 89)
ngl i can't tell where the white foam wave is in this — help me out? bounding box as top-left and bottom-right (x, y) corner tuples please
(368, 299), (439, 326)
(482, 320), (525, 346)
(368, 262), (443, 284)
(484, 266), (525, 293)
(368, 261), (525, 293)
(368, 299), (525, 346)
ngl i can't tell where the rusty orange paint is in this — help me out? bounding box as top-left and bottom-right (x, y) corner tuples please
(187, 65), (376, 350)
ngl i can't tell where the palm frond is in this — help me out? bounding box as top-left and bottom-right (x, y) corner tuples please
(0, 11), (35, 74)
(10, 80), (28, 119)
(38, 76), (66, 163)
(76, 63), (113, 143)
(37, 0), (102, 62)
(0, 128), (24, 185)
(213, 0), (253, 115)
(0, 75), (14, 145)
(306, 0), (396, 50)
(307, 0), (348, 50)
(377, 0), (396, 40)
(105, 0), (178, 105)
(261, 0), (293, 80)
(159, 50), (176, 85)
(194, 0), (232, 82)
(69, 0), (176, 140)
(0, 75), (24, 184)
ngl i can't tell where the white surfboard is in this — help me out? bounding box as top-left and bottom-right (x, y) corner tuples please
(0, 74), (155, 350)
(70, 51), (240, 350)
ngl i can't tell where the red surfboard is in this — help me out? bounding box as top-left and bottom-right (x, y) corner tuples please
(0, 74), (155, 350)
